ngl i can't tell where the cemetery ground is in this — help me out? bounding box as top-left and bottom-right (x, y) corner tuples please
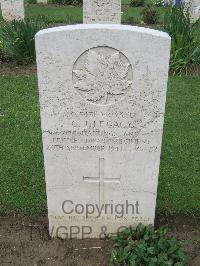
(25, 5), (165, 24)
(1, 75), (200, 265)
(0, 2), (200, 266)
(0, 4), (166, 24)
(0, 76), (200, 216)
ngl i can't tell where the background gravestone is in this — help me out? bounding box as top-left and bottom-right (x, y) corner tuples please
(83, 0), (121, 24)
(172, 0), (200, 22)
(36, 1), (171, 239)
(1, 0), (24, 21)
(189, 0), (200, 22)
(37, 0), (48, 4)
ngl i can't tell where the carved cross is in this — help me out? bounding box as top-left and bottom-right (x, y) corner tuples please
(83, 158), (120, 205)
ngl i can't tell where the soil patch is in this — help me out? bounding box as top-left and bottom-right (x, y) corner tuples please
(0, 215), (199, 266)
(187, 64), (200, 76)
(1, 62), (200, 76)
(0, 63), (37, 75)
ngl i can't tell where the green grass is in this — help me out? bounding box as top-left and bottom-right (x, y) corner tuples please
(0, 3), (182, 25)
(157, 76), (200, 216)
(0, 76), (46, 214)
(25, 6), (83, 23)
(0, 75), (199, 216)
(122, 0), (132, 4)
(23, 5), (166, 24)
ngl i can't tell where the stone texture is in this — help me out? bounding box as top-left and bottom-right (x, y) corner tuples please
(1, 0), (24, 21)
(83, 0), (121, 24)
(36, 24), (170, 239)
(189, 0), (200, 22)
(37, 0), (48, 4)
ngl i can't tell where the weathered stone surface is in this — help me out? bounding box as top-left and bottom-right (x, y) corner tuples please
(83, 0), (121, 24)
(36, 24), (170, 238)
(1, 0), (24, 21)
(189, 0), (200, 22)
(37, 0), (48, 4)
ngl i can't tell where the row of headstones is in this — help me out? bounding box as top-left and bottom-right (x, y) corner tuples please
(0, 0), (199, 22)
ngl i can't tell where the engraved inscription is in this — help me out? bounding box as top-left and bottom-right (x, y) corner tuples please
(83, 158), (120, 205)
(94, 0), (109, 7)
(1, 0), (24, 21)
(73, 47), (133, 105)
(83, 0), (121, 23)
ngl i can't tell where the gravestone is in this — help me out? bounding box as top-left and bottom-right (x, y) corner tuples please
(37, 0), (48, 4)
(83, 0), (121, 23)
(36, 0), (171, 239)
(1, 0), (24, 21)
(173, 0), (200, 22)
(189, 0), (200, 22)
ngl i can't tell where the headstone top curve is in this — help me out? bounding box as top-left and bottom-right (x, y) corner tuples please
(36, 24), (171, 40)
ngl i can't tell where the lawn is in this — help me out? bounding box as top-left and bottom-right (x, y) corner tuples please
(26, 5), (83, 23)
(25, 5), (166, 24)
(0, 3), (166, 24)
(0, 75), (199, 216)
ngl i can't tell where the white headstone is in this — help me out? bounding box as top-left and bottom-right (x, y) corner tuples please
(37, 0), (48, 4)
(189, 0), (200, 22)
(36, 23), (170, 239)
(83, 0), (121, 24)
(176, 0), (200, 22)
(1, 0), (24, 21)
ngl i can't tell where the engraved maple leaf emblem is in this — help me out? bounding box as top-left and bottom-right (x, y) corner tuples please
(94, 0), (110, 7)
(73, 49), (132, 104)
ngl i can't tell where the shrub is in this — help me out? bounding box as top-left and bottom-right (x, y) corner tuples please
(27, 0), (37, 4)
(130, 0), (145, 7)
(164, 5), (200, 75)
(110, 224), (186, 266)
(0, 18), (47, 63)
(0, 40), (5, 62)
(51, 0), (82, 6)
(127, 16), (136, 25)
(153, 0), (165, 7)
(141, 5), (159, 24)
